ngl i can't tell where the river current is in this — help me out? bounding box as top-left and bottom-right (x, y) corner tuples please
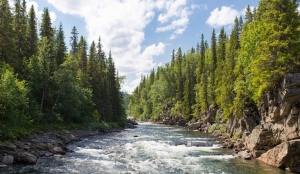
(1, 122), (291, 174)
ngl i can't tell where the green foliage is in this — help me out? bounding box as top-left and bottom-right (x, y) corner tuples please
(208, 124), (217, 134)
(251, 0), (300, 102)
(232, 133), (240, 140)
(0, 3), (127, 140)
(0, 64), (30, 139)
(128, 0), (300, 126)
(219, 124), (226, 133)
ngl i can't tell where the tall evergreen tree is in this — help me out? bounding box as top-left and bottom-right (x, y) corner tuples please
(210, 29), (217, 103)
(252, 0), (300, 101)
(70, 26), (79, 56)
(55, 22), (66, 66)
(0, 0), (16, 65)
(183, 62), (193, 120)
(175, 47), (184, 101)
(40, 8), (53, 39)
(26, 5), (38, 58)
(78, 36), (87, 74)
(13, 0), (27, 73)
(218, 17), (241, 119)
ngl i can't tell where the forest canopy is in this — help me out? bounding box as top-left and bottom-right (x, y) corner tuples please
(128, 0), (300, 121)
(0, 0), (126, 139)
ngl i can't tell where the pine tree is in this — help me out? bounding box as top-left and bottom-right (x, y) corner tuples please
(210, 29), (217, 103)
(245, 5), (253, 23)
(218, 17), (241, 119)
(70, 26), (79, 56)
(78, 36), (87, 73)
(183, 62), (193, 120)
(175, 47), (183, 102)
(13, 0), (27, 74)
(252, 0), (300, 101)
(55, 22), (66, 66)
(194, 34), (206, 117)
(0, 0), (16, 65)
(26, 5), (38, 58)
(40, 8), (53, 39)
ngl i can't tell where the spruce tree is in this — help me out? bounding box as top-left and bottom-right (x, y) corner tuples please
(0, 0), (16, 65)
(78, 36), (87, 73)
(210, 29), (217, 103)
(55, 22), (66, 66)
(70, 26), (79, 56)
(252, 0), (300, 101)
(175, 47), (183, 102)
(26, 5), (38, 58)
(13, 0), (27, 74)
(40, 8), (53, 39)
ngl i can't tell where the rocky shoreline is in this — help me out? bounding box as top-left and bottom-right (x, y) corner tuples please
(156, 73), (300, 173)
(0, 120), (138, 168)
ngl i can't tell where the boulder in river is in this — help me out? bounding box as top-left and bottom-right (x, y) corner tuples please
(177, 119), (186, 126)
(238, 150), (252, 160)
(49, 146), (66, 155)
(257, 140), (300, 173)
(2, 155), (14, 165)
(14, 152), (37, 164)
(188, 122), (201, 130)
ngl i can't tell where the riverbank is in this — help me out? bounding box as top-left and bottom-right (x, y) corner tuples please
(155, 73), (300, 173)
(0, 120), (138, 167)
(156, 73), (300, 173)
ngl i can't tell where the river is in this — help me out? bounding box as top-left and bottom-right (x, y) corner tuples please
(1, 122), (291, 174)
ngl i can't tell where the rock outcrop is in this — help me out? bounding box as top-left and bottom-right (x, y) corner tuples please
(0, 125), (129, 167)
(257, 140), (300, 173)
(244, 73), (300, 172)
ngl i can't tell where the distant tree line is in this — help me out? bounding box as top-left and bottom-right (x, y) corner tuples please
(0, 0), (126, 139)
(128, 0), (300, 121)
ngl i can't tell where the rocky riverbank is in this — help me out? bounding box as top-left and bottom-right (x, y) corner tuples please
(158, 73), (300, 173)
(0, 120), (138, 167)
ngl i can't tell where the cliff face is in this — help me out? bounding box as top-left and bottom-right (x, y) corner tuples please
(243, 73), (300, 173)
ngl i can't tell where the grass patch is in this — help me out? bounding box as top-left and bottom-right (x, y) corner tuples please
(232, 133), (240, 140)
(208, 124), (217, 134)
(0, 121), (124, 141)
(219, 124), (227, 133)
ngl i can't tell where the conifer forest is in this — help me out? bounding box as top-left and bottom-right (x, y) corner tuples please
(128, 1), (300, 122)
(0, 0), (126, 139)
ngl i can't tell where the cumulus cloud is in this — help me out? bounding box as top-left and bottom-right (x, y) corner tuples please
(156, 0), (192, 39)
(206, 6), (242, 27)
(46, 0), (191, 93)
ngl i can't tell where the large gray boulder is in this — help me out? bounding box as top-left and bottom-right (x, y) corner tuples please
(258, 140), (300, 173)
(205, 105), (217, 124)
(2, 155), (14, 165)
(188, 122), (201, 130)
(244, 125), (275, 152)
(14, 152), (37, 164)
(49, 146), (66, 155)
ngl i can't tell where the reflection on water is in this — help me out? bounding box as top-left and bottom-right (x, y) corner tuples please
(0, 122), (291, 174)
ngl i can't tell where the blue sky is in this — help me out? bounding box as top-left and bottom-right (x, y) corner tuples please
(15, 0), (259, 93)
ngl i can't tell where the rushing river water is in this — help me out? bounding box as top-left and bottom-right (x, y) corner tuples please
(1, 122), (291, 174)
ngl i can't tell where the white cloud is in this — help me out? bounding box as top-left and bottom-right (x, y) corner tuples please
(206, 6), (242, 27)
(46, 0), (191, 93)
(156, 0), (192, 39)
